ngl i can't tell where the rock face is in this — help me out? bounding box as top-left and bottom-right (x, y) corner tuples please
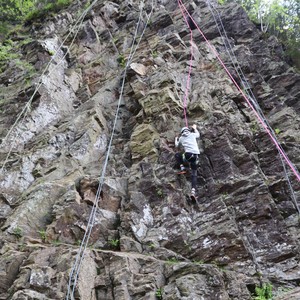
(0, 0), (300, 299)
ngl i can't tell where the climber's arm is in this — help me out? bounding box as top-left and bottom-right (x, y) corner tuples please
(192, 124), (200, 138)
(175, 136), (181, 147)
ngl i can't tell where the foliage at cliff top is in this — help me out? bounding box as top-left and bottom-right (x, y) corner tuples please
(0, 0), (73, 22)
(219, 0), (300, 66)
(0, 0), (73, 37)
(0, 0), (298, 66)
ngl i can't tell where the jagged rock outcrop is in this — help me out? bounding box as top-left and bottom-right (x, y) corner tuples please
(0, 0), (300, 299)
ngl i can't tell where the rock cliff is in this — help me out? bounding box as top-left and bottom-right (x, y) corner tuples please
(0, 0), (300, 299)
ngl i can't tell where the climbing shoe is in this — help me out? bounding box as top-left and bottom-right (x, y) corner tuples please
(190, 188), (196, 201)
(177, 165), (186, 174)
(177, 170), (187, 174)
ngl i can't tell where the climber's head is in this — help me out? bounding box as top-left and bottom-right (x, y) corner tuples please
(181, 127), (190, 133)
(181, 127), (190, 136)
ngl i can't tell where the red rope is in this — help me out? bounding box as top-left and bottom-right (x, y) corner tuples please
(178, 0), (194, 128)
(178, 0), (300, 182)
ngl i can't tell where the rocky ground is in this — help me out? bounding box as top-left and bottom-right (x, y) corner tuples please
(0, 0), (300, 299)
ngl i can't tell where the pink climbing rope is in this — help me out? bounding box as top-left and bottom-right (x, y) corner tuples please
(178, 0), (194, 128)
(178, 0), (300, 182)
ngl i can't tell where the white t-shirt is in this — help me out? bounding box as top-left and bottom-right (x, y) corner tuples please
(175, 129), (200, 154)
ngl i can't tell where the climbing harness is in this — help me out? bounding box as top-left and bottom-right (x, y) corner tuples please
(178, 0), (300, 183)
(182, 153), (198, 164)
(66, 1), (154, 299)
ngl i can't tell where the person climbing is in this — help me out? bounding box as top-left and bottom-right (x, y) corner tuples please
(175, 124), (200, 201)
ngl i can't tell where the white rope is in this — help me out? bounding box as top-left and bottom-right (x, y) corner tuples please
(0, 0), (99, 174)
(206, 0), (299, 213)
(65, 1), (154, 299)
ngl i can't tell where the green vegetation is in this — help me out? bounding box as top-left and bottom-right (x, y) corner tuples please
(25, 0), (73, 24)
(0, 0), (34, 23)
(274, 128), (280, 134)
(38, 229), (47, 242)
(52, 239), (62, 246)
(0, 40), (19, 67)
(18, 243), (26, 251)
(76, 240), (81, 246)
(254, 271), (263, 279)
(221, 192), (229, 199)
(0, 39), (35, 76)
(151, 50), (158, 58)
(108, 238), (120, 249)
(148, 242), (156, 249)
(156, 188), (164, 198)
(117, 54), (126, 68)
(0, 0), (73, 30)
(251, 122), (259, 133)
(218, 0), (300, 67)
(12, 227), (23, 239)
(252, 283), (273, 300)
(155, 288), (163, 299)
(166, 257), (179, 264)
(0, 1), (74, 75)
(193, 259), (204, 265)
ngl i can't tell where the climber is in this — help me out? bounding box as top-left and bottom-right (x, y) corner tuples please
(175, 124), (200, 200)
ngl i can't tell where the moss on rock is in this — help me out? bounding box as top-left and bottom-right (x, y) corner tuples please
(130, 124), (160, 163)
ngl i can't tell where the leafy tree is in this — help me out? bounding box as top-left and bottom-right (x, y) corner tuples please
(253, 283), (273, 300)
(0, 0), (72, 25)
(0, 0), (36, 23)
(218, 0), (300, 66)
(0, 0), (73, 38)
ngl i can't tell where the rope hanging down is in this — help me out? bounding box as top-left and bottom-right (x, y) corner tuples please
(65, 1), (154, 299)
(0, 0), (100, 174)
(178, 0), (194, 127)
(178, 0), (300, 183)
(205, 0), (300, 213)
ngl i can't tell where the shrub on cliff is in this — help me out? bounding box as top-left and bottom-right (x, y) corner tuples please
(218, 0), (300, 67)
(0, 0), (73, 35)
(24, 0), (73, 25)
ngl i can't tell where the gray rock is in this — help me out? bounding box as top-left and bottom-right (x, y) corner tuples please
(1, 0), (300, 299)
